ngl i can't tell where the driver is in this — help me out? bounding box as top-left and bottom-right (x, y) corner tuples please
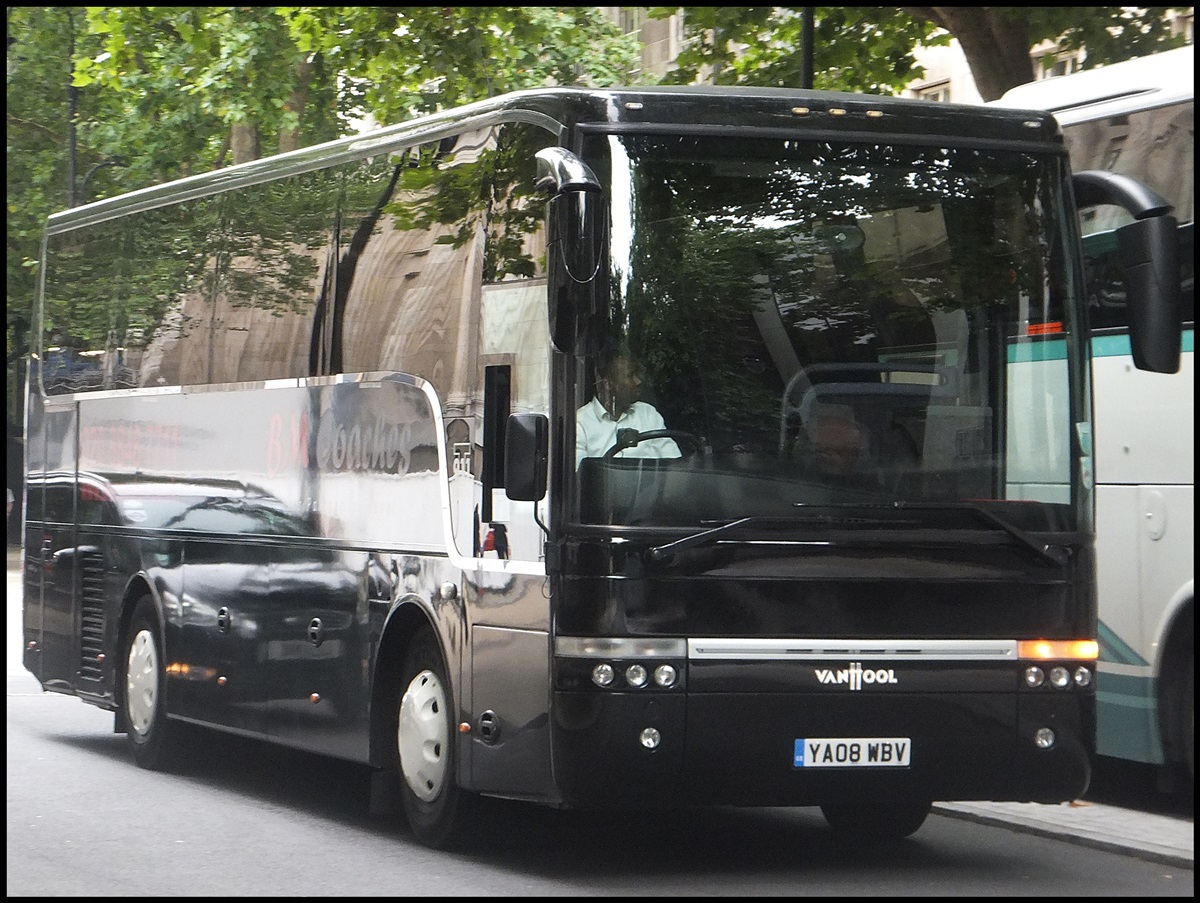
(576, 348), (681, 467)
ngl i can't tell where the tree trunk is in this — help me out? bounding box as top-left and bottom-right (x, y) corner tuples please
(231, 121), (259, 164)
(278, 56), (313, 155)
(907, 7), (1036, 101)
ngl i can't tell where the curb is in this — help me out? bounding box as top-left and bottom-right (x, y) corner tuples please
(935, 801), (1194, 870)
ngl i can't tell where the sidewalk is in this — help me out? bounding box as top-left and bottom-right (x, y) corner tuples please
(936, 800), (1192, 869)
(7, 544), (1192, 868)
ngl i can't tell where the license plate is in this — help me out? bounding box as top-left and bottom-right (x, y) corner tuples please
(793, 737), (911, 768)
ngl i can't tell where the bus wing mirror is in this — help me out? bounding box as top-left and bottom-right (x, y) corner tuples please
(536, 147), (601, 195)
(505, 412), (548, 502)
(1116, 214), (1181, 374)
(1072, 170), (1181, 375)
(537, 148), (606, 353)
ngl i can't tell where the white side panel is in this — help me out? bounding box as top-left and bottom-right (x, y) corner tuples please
(1092, 350), (1194, 487)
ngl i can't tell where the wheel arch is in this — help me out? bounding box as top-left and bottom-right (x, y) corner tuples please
(369, 596), (444, 768)
(1156, 592), (1194, 773)
(117, 574), (160, 643)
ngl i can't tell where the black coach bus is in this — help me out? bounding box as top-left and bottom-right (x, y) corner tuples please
(22, 85), (1181, 848)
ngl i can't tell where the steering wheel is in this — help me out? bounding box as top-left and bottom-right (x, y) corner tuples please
(602, 428), (703, 458)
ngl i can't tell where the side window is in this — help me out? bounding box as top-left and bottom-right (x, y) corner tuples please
(46, 174), (341, 392)
(336, 128), (500, 558)
(471, 121), (555, 563)
(123, 198), (224, 389)
(337, 129), (497, 378)
(42, 223), (125, 395)
(1064, 101), (1195, 331)
(43, 484), (73, 524)
(24, 482), (43, 522)
(210, 170), (341, 383)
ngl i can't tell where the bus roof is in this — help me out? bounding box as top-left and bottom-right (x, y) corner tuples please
(47, 84), (1062, 235)
(995, 44), (1194, 125)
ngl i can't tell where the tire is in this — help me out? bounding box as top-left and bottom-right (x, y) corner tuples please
(121, 595), (175, 770)
(821, 796), (931, 840)
(1183, 649), (1194, 791)
(396, 629), (477, 849)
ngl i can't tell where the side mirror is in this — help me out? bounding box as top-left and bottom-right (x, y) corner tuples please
(1116, 214), (1181, 373)
(504, 413), (548, 502)
(536, 148), (606, 353)
(1072, 170), (1181, 374)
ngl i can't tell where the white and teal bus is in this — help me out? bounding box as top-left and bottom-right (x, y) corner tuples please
(999, 45), (1194, 790)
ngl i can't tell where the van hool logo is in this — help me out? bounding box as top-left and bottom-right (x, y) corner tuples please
(814, 662), (898, 691)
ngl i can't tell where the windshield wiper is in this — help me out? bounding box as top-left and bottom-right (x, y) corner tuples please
(891, 501), (1070, 567)
(643, 504), (1071, 567)
(644, 513), (897, 562)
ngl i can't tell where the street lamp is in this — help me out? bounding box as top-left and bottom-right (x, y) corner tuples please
(78, 157), (128, 205)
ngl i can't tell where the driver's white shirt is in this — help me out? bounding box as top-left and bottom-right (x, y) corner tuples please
(575, 397), (682, 468)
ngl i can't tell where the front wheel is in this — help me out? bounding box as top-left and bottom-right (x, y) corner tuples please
(396, 630), (477, 849)
(820, 796), (931, 840)
(121, 595), (175, 769)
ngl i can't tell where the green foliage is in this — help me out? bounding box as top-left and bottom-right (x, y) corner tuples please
(8, 5), (1189, 426)
(6, 6), (641, 424)
(649, 7), (1191, 94)
(1014, 7), (1191, 72)
(647, 7), (942, 94)
(271, 7), (639, 123)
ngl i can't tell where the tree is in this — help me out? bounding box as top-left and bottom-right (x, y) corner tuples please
(8, 6), (1190, 429)
(649, 7), (1192, 100)
(6, 6), (640, 427)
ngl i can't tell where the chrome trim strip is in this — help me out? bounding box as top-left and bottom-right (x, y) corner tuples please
(555, 637), (689, 658)
(687, 638), (1018, 661)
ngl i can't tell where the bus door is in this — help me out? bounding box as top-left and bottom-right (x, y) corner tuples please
(460, 283), (555, 799)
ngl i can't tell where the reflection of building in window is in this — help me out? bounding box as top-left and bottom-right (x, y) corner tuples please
(1103, 134), (1127, 170)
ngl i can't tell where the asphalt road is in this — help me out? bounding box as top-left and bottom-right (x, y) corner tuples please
(6, 547), (1192, 873)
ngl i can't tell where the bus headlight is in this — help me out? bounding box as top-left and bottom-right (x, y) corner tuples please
(1073, 666), (1092, 687)
(654, 664), (678, 688)
(640, 727), (661, 749)
(591, 663), (615, 687)
(1049, 666), (1071, 688)
(625, 664), (648, 687)
(1024, 666), (1045, 688)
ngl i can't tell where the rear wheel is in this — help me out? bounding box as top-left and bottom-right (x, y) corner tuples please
(122, 595), (175, 769)
(396, 630), (476, 849)
(821, 796), (931, 840)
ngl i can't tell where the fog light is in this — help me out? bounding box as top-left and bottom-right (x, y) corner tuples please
(1049, 666), (1070, 688)
(1073, 666), (1092, 688)
(1024, 666), (1045, 688)
(1034, 727), (1056, 749)
(625, 664), (648, 687)
(591, 663), (614, 687)
(640, 727), (661, 749)
(654, 664), (678, 688)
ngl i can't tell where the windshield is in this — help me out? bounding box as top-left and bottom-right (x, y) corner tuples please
(568, 132), (1089, 532)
